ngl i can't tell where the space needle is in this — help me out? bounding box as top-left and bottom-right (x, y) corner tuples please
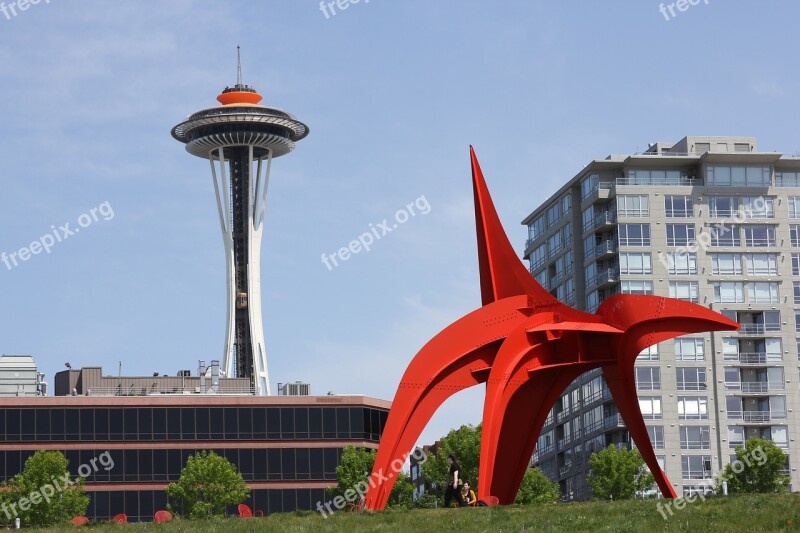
(171, 49), (309, 395)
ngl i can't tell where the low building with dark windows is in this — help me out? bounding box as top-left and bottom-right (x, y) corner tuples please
(0, 394), (389, 521)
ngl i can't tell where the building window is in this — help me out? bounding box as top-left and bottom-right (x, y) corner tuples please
(741, 197), (775, 219)
(709, 196), (738, 218)
(742, 225), (776, 247)
(624, 169), (687, 186)
(713, 282), (745, 303)
(669, 281), (699, 302)
(728, 426), (745, 446)
(534, 270), (547, 286)
(746, 254), (778, 275)
(793, 253), (800, 276)
(675, 338), (704, 361)
(678, 397), (709, 420)
(677, 367), (706, 391)
(680, 426), (711, 450)
(710, 253), (742, 275)
(581, 174), (600, 199)
(665, 195), (693, 218)
(635, 368), (661, 391)
(617, 195), (649, 217)
(709, 224), (740, 247)
(638, 344), (659, 361)
(777, 172), (800, 187)
(586, 290), (600, 313)
(747, 282), (779, 304)
(734, 143), (751, 152)
(561, 194), (571, 215)
(794, 283), (800, 305)
(666, 224), (696, 247)
(621, 280), (654, 295)
(639, 397), (662, 420)
(707, 166), (771, 187)
(790, 197), (800, 219)
(530, 244), (547, 270)
(666, 252), (697, 275)
(529, 216), (545, 242)
(647, 426), (665, 450)
(619, 253), (652, 275)
(547, 204), (560, 226)
(618, 224), (651, 246)
(681, 455), (712, 480)
(791, 226), (800, 247)
(547, 232), (562, 256)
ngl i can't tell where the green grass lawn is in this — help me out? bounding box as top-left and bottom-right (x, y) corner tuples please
(29, 494), (800, 532)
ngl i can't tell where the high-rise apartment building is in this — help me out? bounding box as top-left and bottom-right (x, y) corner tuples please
(522, 136), (800, 500)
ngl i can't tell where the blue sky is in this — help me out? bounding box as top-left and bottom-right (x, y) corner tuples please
(1, 0), (799, 446)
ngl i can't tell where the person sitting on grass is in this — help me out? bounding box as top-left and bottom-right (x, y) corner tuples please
(461, 481), (477, 507)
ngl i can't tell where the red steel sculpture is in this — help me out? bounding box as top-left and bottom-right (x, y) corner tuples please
(364, 148), (739, 509)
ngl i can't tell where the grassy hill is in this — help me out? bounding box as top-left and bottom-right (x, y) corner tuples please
(33, 493), (800, 532)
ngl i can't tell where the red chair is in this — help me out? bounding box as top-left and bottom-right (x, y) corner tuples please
(71, 516), (89, 525)
(238, 503), (253, 518)
(112, 513), (128, 523)
(154, 510), (173, 523)
(255, 509), (264, 517)
(478, 496), (500, 507)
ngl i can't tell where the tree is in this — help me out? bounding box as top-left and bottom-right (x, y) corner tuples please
(587, 445), (654, 500)
(1, 450), (89, 527)
(514, 467), (560, 504)
(421, 424), (481, 495)
(328, 446), (413, 509)
(165, 450), (250, 518)
(716, 437), (790, 494)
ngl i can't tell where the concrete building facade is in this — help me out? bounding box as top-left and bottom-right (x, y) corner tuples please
(522, 136), (800, 500)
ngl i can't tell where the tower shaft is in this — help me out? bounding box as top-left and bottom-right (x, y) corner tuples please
(209, 145), (272, 395)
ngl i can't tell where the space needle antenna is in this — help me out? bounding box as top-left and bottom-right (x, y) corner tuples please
(236, 45), (243, 86)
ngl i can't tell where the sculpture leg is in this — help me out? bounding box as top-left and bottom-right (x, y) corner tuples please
(603, 364), (677, 498)
(483, 367), (585, 503)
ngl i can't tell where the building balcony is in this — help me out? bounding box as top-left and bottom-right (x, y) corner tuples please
(586, 268), (620, 291)
(729, 382), (785, 394)
(604, 414), (626, 429)
(727, 410), (783, 423)
(724, 352), (776, 366)
(584, 241), (617, 262)
(583, 210), (617, 234)
(559, 463), (573, 477)
(582, 181), (614, 204)
(737, 324), (782, 336)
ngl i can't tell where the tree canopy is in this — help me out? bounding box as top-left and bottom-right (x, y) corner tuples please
(716, 437), (790, 494)
(514, 467), (560, 504)
(0, 450), (89, 527)
(165, 450), (250, 518)
(421, 424), (481, 491)
(329, 446), (413, 509)
(587, 445), (654, 500)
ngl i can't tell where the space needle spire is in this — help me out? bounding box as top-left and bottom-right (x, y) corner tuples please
(171, 50), (309, 395)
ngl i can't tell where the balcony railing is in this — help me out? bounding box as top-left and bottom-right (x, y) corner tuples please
(616, 176), (702, 187)
(738, 323), (782, 335)
(583, 210), (617, 233)
(85, 386), (257, 396)
(586, 268), (620, 291)
(728, 410), (774, 423)
(724, 352), (775, 365)
(604, 414), (625, 429)
(739, 382), (783, 393)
